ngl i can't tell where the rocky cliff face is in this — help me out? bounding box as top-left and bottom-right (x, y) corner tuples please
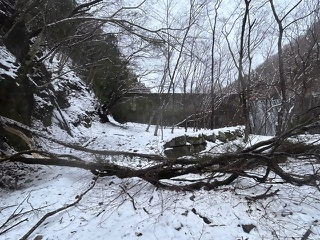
(0, 0), (135, 154)
(0, 39), (97, 154)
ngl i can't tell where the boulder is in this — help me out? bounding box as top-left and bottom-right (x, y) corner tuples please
(164, 135), (187, 148)
(217, 131), (227, 142)
(164, 145), (194, 158)
(225, 131), (237, 141)
(186, 135), (206, 145)
(194, 144), (206, 153)
(242, 224), (256, 233)
(164, 135), (206, 158)
(204, 134), (216, 143)
(234, 128), (244, 137)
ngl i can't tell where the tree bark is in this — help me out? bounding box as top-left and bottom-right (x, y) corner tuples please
(1, 115), (320, 191)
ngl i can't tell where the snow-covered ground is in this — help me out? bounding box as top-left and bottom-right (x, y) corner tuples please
(1, 117), (320, 239)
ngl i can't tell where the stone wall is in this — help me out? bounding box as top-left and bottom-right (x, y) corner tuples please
(111, 92), (320, 135)
(111, 93), (242, 128)
(164, 128), (244, 158)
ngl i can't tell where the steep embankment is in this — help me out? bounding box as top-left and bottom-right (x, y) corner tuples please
(0, 40), (98, 155)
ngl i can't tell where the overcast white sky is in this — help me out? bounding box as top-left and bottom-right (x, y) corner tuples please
(76, 0), (317, 92)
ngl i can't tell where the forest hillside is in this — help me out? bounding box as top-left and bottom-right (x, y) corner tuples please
(1, 1), (320, 239)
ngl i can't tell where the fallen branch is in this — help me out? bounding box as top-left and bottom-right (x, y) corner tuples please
(0, 219), (28, 235)
(120, 185), (137, 211)
(301, 226), (312, 240)
(1, 115), (320, 191)
(0, 193), (30, 231)
(245, 186), (280, 200)
(0, 115), (165, 161)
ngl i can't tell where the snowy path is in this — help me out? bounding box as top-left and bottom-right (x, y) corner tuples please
(1, 121), (320, 240)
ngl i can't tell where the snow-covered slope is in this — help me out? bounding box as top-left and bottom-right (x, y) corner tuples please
(32, 55), (97, 140)
(0, 45), (19, 79)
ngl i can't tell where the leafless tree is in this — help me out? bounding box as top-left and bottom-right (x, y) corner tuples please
(268, 0), (304, 135)
(207, 0), (223, 129)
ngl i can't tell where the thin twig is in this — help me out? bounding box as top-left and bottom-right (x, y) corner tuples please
(0, 219), (28, 235)
(245, 186), (280, 200)
(19, 177), (99, 240)
(0, 193), (30, 230)
(120, 185), (137, 210)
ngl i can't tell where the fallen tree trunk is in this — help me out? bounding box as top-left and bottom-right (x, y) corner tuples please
(2, 149), (319, 191)
(1, 115), (320, 191)
(0, 115), (165, 161)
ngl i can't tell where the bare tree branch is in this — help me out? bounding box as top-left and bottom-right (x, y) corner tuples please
(68, 0), (103, 18)
(20, 176), (99, 240)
